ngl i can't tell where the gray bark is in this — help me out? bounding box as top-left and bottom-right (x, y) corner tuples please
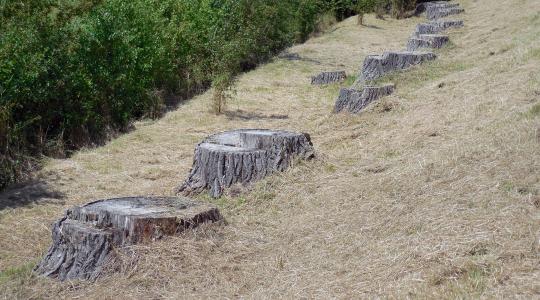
(413, 20), (464, 36)
(177, 129), (314, 198)
(415, 1), (459, 15)
(311, 71), (346, 85)
(407, 34), (450, 51)
(414, 20), (463, 35)
(34, 197), (222, 281)
(426, 7), (464, 20)
(360, 51), (437, 81)
(334, 84), (395, 114)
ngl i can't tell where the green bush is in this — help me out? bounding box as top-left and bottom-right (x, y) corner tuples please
(355, 0), (418, 20)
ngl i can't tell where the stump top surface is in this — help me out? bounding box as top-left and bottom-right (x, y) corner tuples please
(199, 142), (255, 152)
(420, 19), (462, 25)
(434, 19), (463, 24)
(316, 71), (346, 75)
(77, 196), (205, 217)
(202, 129), (304, 151)
(372, 51), (435, 58)
(389, 50), (434, 55)
(425, 2), (459, 8)
(417, 34), (448, 38)
(364, 84), (395, 90)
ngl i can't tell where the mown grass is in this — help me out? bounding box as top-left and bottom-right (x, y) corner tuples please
(428, 261), (495, 297)
(0, 261), (38, 299)
(0, 262), (35, 285)
(1, 0), (539, 298)
(371, 56), (474, 93)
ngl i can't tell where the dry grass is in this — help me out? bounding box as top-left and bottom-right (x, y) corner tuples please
(1, 0), (539, 298)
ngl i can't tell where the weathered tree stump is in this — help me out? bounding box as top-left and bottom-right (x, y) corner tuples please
(177, 129), (314, 198)
(311, 71), (346, 85)
(426, 7), (464, 20)
(413, 20), (464, 36)
(34, 197), (222, 281)
(334, 84), (395, 114)
(434, 19), (465, 31)
(407, 34), (450, 51)
(360, 51), (437, 81)
(415, 1), (459, 15)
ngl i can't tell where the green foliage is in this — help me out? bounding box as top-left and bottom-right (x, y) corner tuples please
(354, 0), (417, 21)
(391, 0), (417, 18)
(355, 0), (377, 24)
(211, 72), (236, 114)
(357, 0), (378, 13)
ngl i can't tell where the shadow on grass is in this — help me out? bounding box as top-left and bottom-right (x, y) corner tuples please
(361, 24), (383, 30)
(225, 109), (289, 121)
(0, 180), (65, 210)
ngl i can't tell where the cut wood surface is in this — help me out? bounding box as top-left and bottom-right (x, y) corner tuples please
(178, 129), (314, 197)
(34, 197), (222, 281)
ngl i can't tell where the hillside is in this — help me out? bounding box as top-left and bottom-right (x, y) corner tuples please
(1, 0), (539, 298)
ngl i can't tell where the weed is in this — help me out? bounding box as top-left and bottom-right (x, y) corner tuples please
(526, 103), (540, 118)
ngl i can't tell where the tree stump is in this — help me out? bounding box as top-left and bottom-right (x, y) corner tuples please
(360, 51), (437, 81)
(426, 7), (464, 20)
(334, 84), (395, 114)
(413, 20), (464, 36)
(415, 1), (459, 15)
(34, 197), (222, 281)
(311, 71), (347, 85)
(407, 34), (450, 51)
(177, 129), (314, 198)
(434, 19), (465, 31)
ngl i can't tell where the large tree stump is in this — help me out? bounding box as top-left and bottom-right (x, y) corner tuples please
(177, 129), (314, 198)
(334, 84), (395, 114)
(311, 71), (347, 85)
(360, 51), (437, 81)
(426, 7), (464, 20)
(413, 20), (464, 36)
(34, 197), (222, 281)
(407, 34), (450, 51)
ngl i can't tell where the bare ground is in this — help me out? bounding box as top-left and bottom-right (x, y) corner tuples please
(1, 0), (539, 298)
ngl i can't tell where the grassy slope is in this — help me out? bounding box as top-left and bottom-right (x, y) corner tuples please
(1, 0), (539, 298)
